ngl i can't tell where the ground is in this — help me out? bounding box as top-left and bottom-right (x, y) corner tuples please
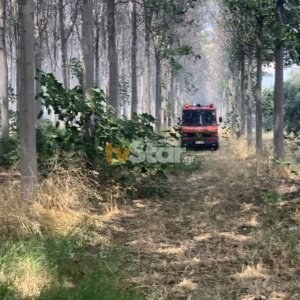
(96, 142), (300, 300)
(0, 141), (299, 300)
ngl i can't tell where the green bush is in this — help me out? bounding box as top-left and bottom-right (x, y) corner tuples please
(262, 73), (300, 136)
(0, 136), (20, 168)
(262, 89), (274, 132)
(0, 233), (142, 300)
(222, 108), (241, 138)
(1, 72), (181, 178)
(0, 122), (81, 170)
(38, 72), (176, 175)
(285, 73), (300, 135)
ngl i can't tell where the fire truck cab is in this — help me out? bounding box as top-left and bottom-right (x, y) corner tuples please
(180, 103), (221, 150)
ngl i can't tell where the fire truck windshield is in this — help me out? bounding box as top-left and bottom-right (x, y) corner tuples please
(182, 110), (217, 126)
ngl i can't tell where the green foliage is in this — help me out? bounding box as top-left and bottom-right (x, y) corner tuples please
(119, 75), (130, 109)
(135, 176), (168, 199)
(0, 121), (82, 170)
(36, 121), (83, 170)
(223, 0), (300, 67)
(222, 107), (241, 138)
(0, 136), (20, 168)
(8, 86), (17, 106)
(262, 73), (300, 136)
(68, 57), (83, 85)
(38, 72), (97, 131)
(38, 72), (174, 176)
(145, 0), (198, 74)
(8, 111), (19, 135)
(0, 283), (15, 300)
(168, 158), (202, 173)
(0, 232), (141, 300)
(161, 45), (193, 74)
(183, 74), (199, 95)
(285, 72), (300, 135)
(262, 88), (274, 132)
(259, 188), (281, 206)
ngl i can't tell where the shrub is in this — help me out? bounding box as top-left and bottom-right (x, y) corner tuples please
(38, 72), (177, 176)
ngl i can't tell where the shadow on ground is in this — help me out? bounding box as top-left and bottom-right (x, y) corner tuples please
(99, 145), (300, 300)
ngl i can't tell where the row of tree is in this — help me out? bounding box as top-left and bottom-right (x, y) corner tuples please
(0, 0), (206, 199)
(263, 71), (300, 136)
(1, 0), (202, 128)
(219, 0), (300, 159)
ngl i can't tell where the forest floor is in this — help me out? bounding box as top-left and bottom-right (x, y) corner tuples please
(100, 141), (300, 300)
(0, 140), (299, 300)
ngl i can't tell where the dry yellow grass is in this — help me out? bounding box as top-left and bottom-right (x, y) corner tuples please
(0, 173), (83, 237)
(0, 168), (126, 299)
(230, 138), (256, 160)
(0, 139), (299, 299)
(103, 141), (300, 299)
(4, 258), (52, 299)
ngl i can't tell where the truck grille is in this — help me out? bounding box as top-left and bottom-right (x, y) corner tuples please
(183, 132), (217, 138)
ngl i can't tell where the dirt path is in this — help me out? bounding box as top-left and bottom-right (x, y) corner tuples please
(100, 145), (300, 300)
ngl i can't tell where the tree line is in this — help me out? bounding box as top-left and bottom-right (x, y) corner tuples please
(1, 0), (300, 200)
(0, 0), (204, 200)
(219, 0), (300, 159)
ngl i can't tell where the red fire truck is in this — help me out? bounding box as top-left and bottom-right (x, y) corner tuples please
(179, 103), (221, 150)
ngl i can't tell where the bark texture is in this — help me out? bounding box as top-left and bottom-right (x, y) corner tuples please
(0, 0), (9, 140)
(256, 19), (263, 154)
(19, 0), (38, 200)
(155, 49), (162, 130)
(131, 0), (138, 115)
(247, 57), (253, 148)
(107, 0), (119, 115)
(274, 0), (285, 160)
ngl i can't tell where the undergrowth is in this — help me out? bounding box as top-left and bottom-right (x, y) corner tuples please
(0, 234), (141, 300)
(0, 169), (144, 300)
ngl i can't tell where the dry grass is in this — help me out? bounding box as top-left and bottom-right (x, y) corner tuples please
(0, 171), (88, 298)
(230, 138), (256, 160)
(97, 140), (300, 300)
(0, 139), (299, 299)
(0, 168), (134, 299)
(0, 257), (52, 299)
(0, 167), (126, 238)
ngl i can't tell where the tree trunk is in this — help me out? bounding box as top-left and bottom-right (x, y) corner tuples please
(107, 0), (119, 115)
(59, 0), (69, 88)
(240, 53), (246, 136)
(143, 0), (152, 115)
(52, 1), (58, 74)
(35, 46), (43, 118)
(274, 0), (285, 160)
(82, 0), (95, 145)
(95, 3), (104, 88)
(101, 7), (107, 91)
(169, 70), (175, 126)
(247, 56), (253, 148)
(95, 23), (100, 87)
(14, 17), (21, 112)
(19, 0), (38, 200)
(256, 19), (263, 154)
(0, 0), (9, 140)
(82, 0), (94, 100)
(34, 5), (43, 119)
(228, 66), (236, 109)
(155, 49), (162, 130)
(145, 34), (151, 115)
(130, 0), (138, 115)
(234, 62), (240, 127)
